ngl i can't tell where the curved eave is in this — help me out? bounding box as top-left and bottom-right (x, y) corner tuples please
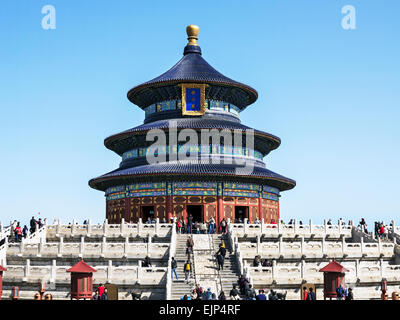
(103, 121), (281, 156)
(127, 79), (258, 110)
(89, 164), (296, 192)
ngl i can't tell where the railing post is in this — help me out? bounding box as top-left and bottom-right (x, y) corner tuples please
(360, 236), (364, 256)
(324, 219), (327, 234)
(124, 236), (129, 257)
(342, 236), (346, 256)
(355, 259), (359, 280)
(120, 218), (125, 236)
(392, 220), (396, 243)
(50, 259), (56, 283)
(71, 219), (76, 236)
(58, 237), (63, 257)
(103, 219), (108, 236)
(380, 258), (384, 278)
(309, 219), (313, 235)
(56, 219), (61, 237)
(38, 237), (43, 256)
(79, 236), (85, 257)
(138, 260), (142, 283)
(338, 219), (342, 234)
(301, 259), (305, 279)
(24, 258), (30, 280)
(101, 236), (106, 257)
(272, 259), (277, 280)
(147, 234), (152, 255)
(322, 236), (326, 255)
(155, 218), (160, 235)
(377, 236), (382, 255)
(279, 235), (283, 256)
(261, 218), (265, 235)
(107, 260), (113, 282)
(138, 218), (142, 235)
(244, 218), (249, 235)
(278, 219), (281, 235)
(256, 235), (260, 254)
(19, 240), (24, 255)
(300, 236), (304, 256)
(87, 219), (91, 236)
(293, 219), (297, 235)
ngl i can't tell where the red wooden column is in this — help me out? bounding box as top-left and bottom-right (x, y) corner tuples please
(0, 265), (6, 300)
(258, 186), (263, 222)
(217, 182), (223, 231)
(167, 182), (173, 222)
(67, 260), (97, 300)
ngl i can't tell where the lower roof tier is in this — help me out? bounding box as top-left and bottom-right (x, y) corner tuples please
(89, 162), (296, 192)
(104, 118), (281, 156)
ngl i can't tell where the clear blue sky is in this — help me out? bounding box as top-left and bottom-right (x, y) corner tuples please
(1, 0), (399, 227)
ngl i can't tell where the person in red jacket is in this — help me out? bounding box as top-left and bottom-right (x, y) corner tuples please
(97, 283), (105, 297)
(14, 223), (22, 242)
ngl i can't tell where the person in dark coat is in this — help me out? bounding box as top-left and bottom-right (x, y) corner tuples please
(216, 253), (224, 271)
(307, 287), (316, 300)
(216, 245), (227, 258)
(30, 217), (36, 234)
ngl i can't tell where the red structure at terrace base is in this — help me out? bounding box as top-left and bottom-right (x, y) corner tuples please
(89, 25), (296, 226)
(0, 265), (6, 300)
(67, 260), (96, 300)
(319, 260), (349, 300)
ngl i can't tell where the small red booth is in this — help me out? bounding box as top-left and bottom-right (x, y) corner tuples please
(67, 260), (96, 300)
(0, 265), (6, 300)
(319, 260), (349, 300)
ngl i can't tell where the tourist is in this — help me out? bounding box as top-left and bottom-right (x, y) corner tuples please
(184, 260), (192, 283)
(216, 243), (226, 258)
(220, 218), (227, 234)
(171, 257), (178, 281)
(253, 255), (261, 267)
(336, 284), (345, 300)
(218, 291), (227, 300)
(30, 216), (37, 234)
(200, 222), (207, 234)
(303, 287), (308, 300)
(143, 255), (152, 267)
(187, 236), (194, 252)
(359, 218), (367, 233)
(97, 283), (105, 297)
(245, 284), (256, 300)
(22, 225), (28, 239)
(327, 219), (332, 226)
(208, 217), (215, 234)
(268, 289), (278, 300)
(256, 289), (266, 300)
(195, 222), (200, 234)
(195, 284), (202, 298)
(14, 223), (22, 242)
(345, 288), (354, 300)
(216, 252), (224, 271)
(177, 219), (182, 234)
(187, 214), (193, 234)
(254, 218), (260, 224)
(161, 217), (167, 223)
(38, 218), (43, 229)
(92, 289), (101, 300)
(230, 285), (240, 300)
(211, 293), (217, 300)
(307, 287), (316, 300)
(204, 288), (213, 300)
(101, 288), (109, 300)
(186, 245), (192, 261)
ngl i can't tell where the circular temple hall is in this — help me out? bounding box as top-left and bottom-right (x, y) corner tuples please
(89, 25), (296, 226)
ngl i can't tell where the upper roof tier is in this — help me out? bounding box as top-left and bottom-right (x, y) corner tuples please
(127, 25), (258, 110)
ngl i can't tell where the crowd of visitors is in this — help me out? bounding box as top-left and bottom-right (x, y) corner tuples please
(92, 283), (108, 300)
(176, 215), (228, 235)
(1, 216), (45, 244)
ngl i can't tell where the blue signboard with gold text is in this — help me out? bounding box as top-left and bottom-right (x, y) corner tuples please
(180, 83), (207, 116)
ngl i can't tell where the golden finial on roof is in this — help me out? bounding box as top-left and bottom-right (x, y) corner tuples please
(186, 25), (199, 46)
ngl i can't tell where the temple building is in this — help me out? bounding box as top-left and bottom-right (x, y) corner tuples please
(89, 25), (295, 225)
